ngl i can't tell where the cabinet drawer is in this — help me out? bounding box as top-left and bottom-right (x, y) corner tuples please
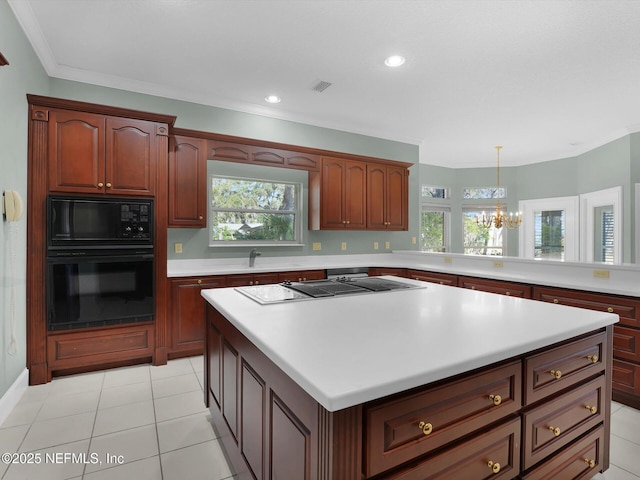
(524, 331), (606, 405)
(385, 417), (521, 480)
(365, 361), (521, 477)
(534, 286), (640, 328)
(613, 325), (640, 362)
(612, 358), (640, 396)
(522, 375), (605, 469)
(520, 425), (604, 480)
(458, 276), (532, 298)
(407, 269), (457, 286)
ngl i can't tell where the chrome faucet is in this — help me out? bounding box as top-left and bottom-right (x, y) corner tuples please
(249, 248), (261, 267)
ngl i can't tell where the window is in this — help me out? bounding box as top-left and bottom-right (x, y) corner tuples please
(421, 205), (450, 252)
(209, 175), (302, 245)
(463, 187), (506, 200)
(422, 185), (449, 199)
(463, 207), (504, 255)
(534, 210), (565, 260)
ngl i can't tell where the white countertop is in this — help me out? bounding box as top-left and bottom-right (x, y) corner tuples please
(170, 251), (640, 297)
(202, 276), (618, 412)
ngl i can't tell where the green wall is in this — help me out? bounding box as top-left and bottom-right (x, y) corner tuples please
(0, 0), (49, 400)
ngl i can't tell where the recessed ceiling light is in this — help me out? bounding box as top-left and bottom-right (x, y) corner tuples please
(265, 95), (281, 104)
(384, 55), (405, 67)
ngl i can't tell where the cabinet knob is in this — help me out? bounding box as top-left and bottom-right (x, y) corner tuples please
(607, 307), (614, 313)
(255, 280), (260, 285)
(489, 394), (502, 406)
(249, 281), (254, 285)
(548, 426), (561, 436)
(585, 404), (597, 414)
(587, 355), (598, 363)
(197, 279), (202, 284)
(553, 298), (559, 304)
(487, 461), (501, 474)
(549, 369), (562, 379)
(106, 182), (112, 188)
(418, 421), (433, 436)
(584, 458), (596, 468)
(505, 291), (511, 296)
(198, 216), (203, 220)
(97, 182), (104, 188)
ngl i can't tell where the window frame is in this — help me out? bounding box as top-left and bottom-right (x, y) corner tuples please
(208, 173), (304, 247)
(420, 204), (451, 252)
(462, 205), (506, 256)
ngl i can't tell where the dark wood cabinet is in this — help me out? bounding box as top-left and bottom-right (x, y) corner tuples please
(48, 110), (157, 196)
(318, 157), (367, 229)
(168, 135), (207, 227)
(277, 270), (325, 282)
(407, 269), (457, 286)
(170, 276), (227, 357)
(369, 267), (407, 277)
(534, 286), (640, 407)
(226, 273), (280, 287)
(366, 164), (408, 230)
(458, 276), (532, 298)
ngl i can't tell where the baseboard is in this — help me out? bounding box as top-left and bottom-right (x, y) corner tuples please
(0, 368), (29, 426)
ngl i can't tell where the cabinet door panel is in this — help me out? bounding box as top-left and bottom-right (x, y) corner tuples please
(223, 341), (239, 442)
(241, 362), (266, 480)
(106, 117), (155, 195)
(270, 394), (310, 480)
(320, 158), (346, 228)
(366, 164), (386, 229)
(208, 320), (222, 407)
(386, 166), (407, 230)
(49, 110), (105, 193)
(344, 160), (367, 228)
(169, 136), (207, 227)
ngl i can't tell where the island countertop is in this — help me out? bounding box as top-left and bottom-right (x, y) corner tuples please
(202, 276), (618, 412)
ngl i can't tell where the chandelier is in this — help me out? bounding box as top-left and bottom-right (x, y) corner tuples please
(476, 146), (522, 229)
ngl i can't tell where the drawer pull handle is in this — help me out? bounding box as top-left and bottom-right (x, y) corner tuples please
(487, 461), (501, 474)
(418, 421), (433, 436)
(489, 394), (502, 406)
(548, 426), (561, 436)
(607, 307), (614, 313)
(587, 355), (598, 363)
(553, 298), (559, 304)
(549, 369), (562, 379)
(585, 458), (596, 468)
(585, 405), (597, 414)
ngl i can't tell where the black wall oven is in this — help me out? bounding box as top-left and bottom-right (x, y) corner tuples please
(46, 195), (155, 331)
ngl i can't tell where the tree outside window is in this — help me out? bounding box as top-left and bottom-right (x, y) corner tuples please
(209, 176), (301, 245)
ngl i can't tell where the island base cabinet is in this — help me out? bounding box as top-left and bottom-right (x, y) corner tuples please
(205, 302), (613, 480)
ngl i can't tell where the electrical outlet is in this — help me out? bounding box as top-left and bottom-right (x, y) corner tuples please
(592, 269), (610, 279)
(493, 261), (504, 268)
(341, 242), (347, 251)
(444, 257), (453, 264)
(385, 241), (390, 249)
(412, 236), (417, 244)
(373, 242), (379, 250)
(312, 242), (321, 251)
(174, 243), (183, 254)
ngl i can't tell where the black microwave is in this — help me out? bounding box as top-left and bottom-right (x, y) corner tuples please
(47, 195), (154, 248)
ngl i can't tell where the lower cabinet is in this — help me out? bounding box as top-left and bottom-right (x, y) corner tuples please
(169, 276), (227, 357)
(226, 273), (280, 287)
(206, 301), (612, 480)
(407, 269), (457, 286)
(369, 267), (407, 277)
(459, 276), (532, 298)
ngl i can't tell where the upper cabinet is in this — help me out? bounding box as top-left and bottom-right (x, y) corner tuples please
(48, 110), (157, 196)
(309, 156), (410, 231)
(168, 135), (207, 228)
(367, 164), (408, 230)
(318, 157), (367, 229)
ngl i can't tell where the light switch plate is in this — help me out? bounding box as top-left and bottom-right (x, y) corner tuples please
(174, 243), (183, 254)
(312, 242), (321, 251)
(341, 242), (347, 251)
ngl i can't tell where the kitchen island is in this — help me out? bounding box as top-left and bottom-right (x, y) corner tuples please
(203, 276), (618, 479)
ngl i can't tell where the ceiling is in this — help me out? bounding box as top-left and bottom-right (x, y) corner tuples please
(9, 0), (640, 167)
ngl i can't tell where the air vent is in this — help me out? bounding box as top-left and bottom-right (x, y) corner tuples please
(312, 80), (332, 93)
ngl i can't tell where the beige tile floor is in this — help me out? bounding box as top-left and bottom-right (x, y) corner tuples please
(1, 356), (639, 479)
